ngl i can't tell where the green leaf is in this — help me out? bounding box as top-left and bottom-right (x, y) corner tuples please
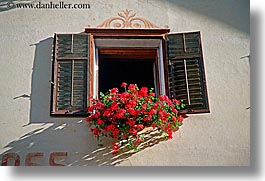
(127, 141), (133, 148)
(100, 92), (105, 98)
(135, 147), (141, 152)
(140, 134), (145, 141)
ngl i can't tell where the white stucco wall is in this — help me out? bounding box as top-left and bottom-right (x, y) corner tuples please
(0, 0), (250, 166)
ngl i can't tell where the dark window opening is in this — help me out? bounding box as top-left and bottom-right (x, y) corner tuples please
(99, 59), (155, 94)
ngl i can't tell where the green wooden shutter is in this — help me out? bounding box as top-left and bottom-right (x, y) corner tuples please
(166, 32), (209, 113)
(57, 34), (88, 58)
(52, 33), (89, 115)
(57, 60), (87, 111)
(57, 61), (72, 110)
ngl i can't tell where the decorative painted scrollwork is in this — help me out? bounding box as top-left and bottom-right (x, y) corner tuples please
(96, 9), (167, 29)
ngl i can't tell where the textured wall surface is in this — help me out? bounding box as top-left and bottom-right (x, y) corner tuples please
(0, 0), (250, 166)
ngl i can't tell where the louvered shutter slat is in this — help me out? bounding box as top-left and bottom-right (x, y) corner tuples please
(72, 61), (87, 110)
(57, 61), (72, 110)
(57, 35), (72, 57)
(169, 58), (205, 110)
(57, 34), (88, 58)
(56, 60), (87, 111)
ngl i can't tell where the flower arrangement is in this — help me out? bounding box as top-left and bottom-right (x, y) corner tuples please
(86, 82), (186, 154)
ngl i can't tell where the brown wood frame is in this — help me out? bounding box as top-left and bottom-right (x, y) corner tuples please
(98, 48), (158, 59)
(88, 34), (94, 107)
(88, 29), (170, 103)
(85, 28), (170, 36)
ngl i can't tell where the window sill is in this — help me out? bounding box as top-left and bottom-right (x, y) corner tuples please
(50, 110), (89, 117)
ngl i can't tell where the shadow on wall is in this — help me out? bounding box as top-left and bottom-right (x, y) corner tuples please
(29, 37), (54, 124)
(1, 36), (171, 166)
(12, 36), (56, 124)
(0, 119), (169, 166)
(166, 0), (249, 34)
(1, 0), (249, 34)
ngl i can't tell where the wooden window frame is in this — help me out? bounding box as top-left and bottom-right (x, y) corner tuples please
(92, 34), (169, 100)
(50, 28), (209, 116)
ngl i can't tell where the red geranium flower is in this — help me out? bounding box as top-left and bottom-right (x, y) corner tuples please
(125, 100), (137, 109)
(178, 115), (184, 122)
(126, 119), (135, 127)
(115, 109), (126, 119)
(129, 128), (138, 135)
(121, 82), (127, 88)
(173, 99), (181, 105)
(167, 130), (173, 139)
(103, 108), (112, 117)
(159, 95), (166, 101)
(149, 109), (157, 115)
(128, 84), (136, 91)
(97, 119), (104, 125)
(112, 142), (119, 154)
(112, 128), (120, 135)
(139, 87), (148, 97)
(149, 92), (155, 97)
(136, 138), (141, 143)
(110, 102), (119, 111)
(172, 108), (178, 114)
(96, 101), (105, 110)
(110, 87), (118, 94)
(87, 106), (95, 112)
(86, 83), (186, 154)
(136, 124), (144, 129)
(93, 111), (101, 119)
(152, 123), (156, 129)
(93, 128), (100, 136)
(106, 124), (115, 131)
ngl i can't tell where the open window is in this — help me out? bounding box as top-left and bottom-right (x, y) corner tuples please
(98, 48), (159, 95)
(50, 29), (209, 116)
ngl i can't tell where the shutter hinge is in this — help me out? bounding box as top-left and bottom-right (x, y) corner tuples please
(65, 106), (73, 114)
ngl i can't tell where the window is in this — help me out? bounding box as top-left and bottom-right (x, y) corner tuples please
(50, 30), (209, 116)
(98, 48), (159, 95)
